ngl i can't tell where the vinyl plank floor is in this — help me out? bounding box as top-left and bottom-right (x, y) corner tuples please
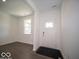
(0, 42), (52, 59)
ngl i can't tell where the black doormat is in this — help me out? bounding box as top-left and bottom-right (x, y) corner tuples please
(36, 46), (63, 59)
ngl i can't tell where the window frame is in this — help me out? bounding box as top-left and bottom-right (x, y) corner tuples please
(24, 18), (32, 34)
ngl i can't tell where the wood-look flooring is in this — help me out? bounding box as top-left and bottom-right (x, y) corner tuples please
(0, 42), (52, 59)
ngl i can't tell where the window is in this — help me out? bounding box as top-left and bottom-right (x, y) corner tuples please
(45, 22), (54, 28)
(24, 19), (31, 34)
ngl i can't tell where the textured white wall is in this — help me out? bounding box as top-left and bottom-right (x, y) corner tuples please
(61, 0), (79, 59)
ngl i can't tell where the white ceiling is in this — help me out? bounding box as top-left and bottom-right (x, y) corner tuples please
(31, 0), (62, 12)
(0, 0), (62, 16)
(0, 0), (33, 16)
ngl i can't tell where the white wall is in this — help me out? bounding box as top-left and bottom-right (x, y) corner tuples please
(0, 12), (18, 45)
(61, 0), (79, 59)
(17, 16), (33, 44)
(26, 0), (40, 51)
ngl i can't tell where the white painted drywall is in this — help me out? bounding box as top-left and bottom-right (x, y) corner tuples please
(17, 16), (33, 44)
(61, 0), (79, 59)
(31, 0), (62, 12)
(0, 12), (18, 45)
(26, 0), (40, 51)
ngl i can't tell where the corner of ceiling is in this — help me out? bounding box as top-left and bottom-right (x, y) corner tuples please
(26, 0), (39, 13)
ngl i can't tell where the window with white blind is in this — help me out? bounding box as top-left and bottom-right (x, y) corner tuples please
(24, 19), (31, 34)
